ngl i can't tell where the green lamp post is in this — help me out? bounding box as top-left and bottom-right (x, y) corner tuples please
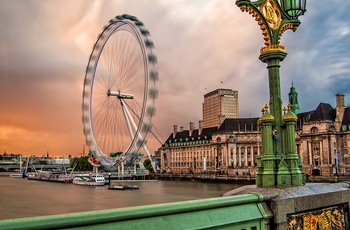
(236, 0), (306, 186)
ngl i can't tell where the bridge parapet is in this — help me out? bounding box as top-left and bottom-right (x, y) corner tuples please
(3, 182), (348, 229)
(223, 182), (350, 229)
(0, 193), (269, 229)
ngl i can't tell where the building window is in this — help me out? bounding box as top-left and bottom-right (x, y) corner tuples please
(311, 127), (318, 134)
(247, 147), (251, 166)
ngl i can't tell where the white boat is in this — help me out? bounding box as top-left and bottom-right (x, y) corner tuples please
(10, 155), (29, 178)
(10, 172), (25, 178)
(108, 184), (139, 190)
(27, 170), (74, 183)
(73, 174), (105, 186)
(10, 173), (25, 178)
(27, 164), (75, 183)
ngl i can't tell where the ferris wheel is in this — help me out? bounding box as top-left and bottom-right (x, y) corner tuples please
(82, 14), (158, 169)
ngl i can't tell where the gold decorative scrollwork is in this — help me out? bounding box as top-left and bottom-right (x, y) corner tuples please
(287, 205), (346, 230)
(278, 23), (298, 43)
(239, 5), (271, 46)
(260, 0), (281, 30)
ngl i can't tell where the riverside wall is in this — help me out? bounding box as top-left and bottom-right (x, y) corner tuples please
(149, 172), (350, 184)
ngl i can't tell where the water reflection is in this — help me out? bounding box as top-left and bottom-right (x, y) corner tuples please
(0, 176), (246, 220)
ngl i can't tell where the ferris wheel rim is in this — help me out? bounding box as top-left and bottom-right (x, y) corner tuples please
(82, 14), (158, 166)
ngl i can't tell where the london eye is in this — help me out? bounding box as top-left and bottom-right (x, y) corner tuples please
(82, 14), (158, 170)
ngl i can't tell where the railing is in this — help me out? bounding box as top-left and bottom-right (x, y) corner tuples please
(0, 193), (269, 230)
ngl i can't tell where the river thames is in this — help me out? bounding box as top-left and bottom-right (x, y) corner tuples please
(0, 175), (247, 220)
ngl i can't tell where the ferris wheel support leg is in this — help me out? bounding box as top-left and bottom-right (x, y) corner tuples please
(121, 163), (124, 178)
(141, 141), (157, 172)
(118, 164), (120, 179)
(121, 99), (156, 172)
(120, 99), (139, 151)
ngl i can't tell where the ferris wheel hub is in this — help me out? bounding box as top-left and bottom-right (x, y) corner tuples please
(107, 90), (134, 99)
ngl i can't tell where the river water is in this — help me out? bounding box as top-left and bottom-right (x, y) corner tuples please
(0, 175), (247, 220)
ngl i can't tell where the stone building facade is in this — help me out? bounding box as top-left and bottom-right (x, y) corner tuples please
(296, 94), (350, 175)
(160, 119), (260, 174)
(159, 87), (350, 176)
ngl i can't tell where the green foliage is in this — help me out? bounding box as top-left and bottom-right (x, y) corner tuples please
(110, 152), (123, 157)
(143, 158), (153, 172)
(70, 156), (92, 171)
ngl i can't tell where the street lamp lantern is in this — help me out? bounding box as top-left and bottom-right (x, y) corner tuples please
(280, 0), (306, 19)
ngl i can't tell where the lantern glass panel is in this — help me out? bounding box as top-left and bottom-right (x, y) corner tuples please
(280, 0), (306, 19)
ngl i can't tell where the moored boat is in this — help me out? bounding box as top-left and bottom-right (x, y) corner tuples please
(27, 170), (73, 183)
(73, 174), (105, 186)
(27, 164), (74, 183)
(108, 184), (139, 190)
(108, 185), (125, 190)
(10, 155), (29, 178)
(10, 172), (26, 178)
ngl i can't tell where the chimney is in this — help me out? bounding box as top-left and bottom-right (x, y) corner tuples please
(336, 94), (345, 108)
(198, 120), (203, 136)
(180, 126), (184, 131)
(189, 122), (194, 136)
(335, 94), (345, 131)
(173, 125), (178, 139)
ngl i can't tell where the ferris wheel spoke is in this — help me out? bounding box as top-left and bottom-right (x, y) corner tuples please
(120, 99), (138, 150)
(104, 43), (120, 89)
(102, 38), (142, 96)
(119, 41), (142, 88)
(93, 100), (110, 152)
(121, 99), (147, 153)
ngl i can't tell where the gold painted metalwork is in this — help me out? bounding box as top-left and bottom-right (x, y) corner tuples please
(260, 44), (285, 54)
(259, 104), (274, 121)
(239, 5), (271, 46)
(260, 0), (281, 30)
(283, 114), (297, 120)
(287, 205), (346, 230)
(237, 0), (300, 53)
(264, 103), (269, 112)
(283, 103), (297, 119)
(278, 22), (298, 42)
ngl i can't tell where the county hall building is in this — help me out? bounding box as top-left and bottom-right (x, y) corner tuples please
(158, 86), (350, 176)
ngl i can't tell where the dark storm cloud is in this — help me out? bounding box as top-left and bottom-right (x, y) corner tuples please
(328, 74), (350, 95)
(280, 0), (350, 110)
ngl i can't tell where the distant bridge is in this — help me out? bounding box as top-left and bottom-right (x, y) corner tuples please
(0, 164), (70, 171)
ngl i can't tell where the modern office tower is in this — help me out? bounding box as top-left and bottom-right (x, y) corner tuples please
(202, 89), (238, 128)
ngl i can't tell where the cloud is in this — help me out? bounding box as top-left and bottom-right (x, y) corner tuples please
(280, 0), (350, 110)
(0, 0), (349, 157)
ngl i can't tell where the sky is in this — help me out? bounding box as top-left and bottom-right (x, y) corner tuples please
(0, 0), (349, 157)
